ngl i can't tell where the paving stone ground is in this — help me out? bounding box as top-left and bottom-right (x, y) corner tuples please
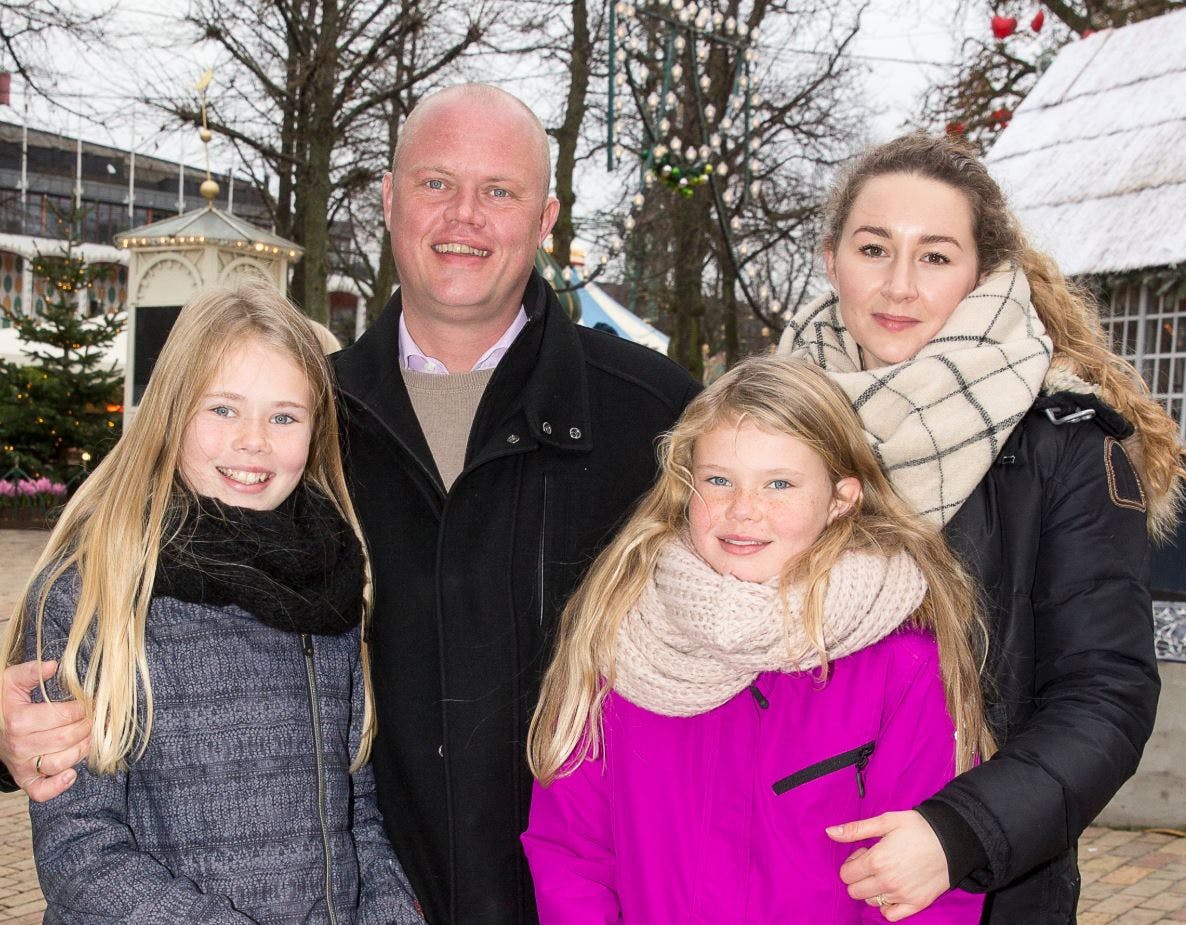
(0, 527), (1183, 922)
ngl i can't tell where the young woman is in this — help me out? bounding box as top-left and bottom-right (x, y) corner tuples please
(524, 356), (991, 923)
(1, 283), (422, 923)
(779, 133), (1183, 922)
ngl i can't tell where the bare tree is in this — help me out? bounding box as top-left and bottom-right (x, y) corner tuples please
(0, 0), (107, 94)
(149, 0), (486, 322)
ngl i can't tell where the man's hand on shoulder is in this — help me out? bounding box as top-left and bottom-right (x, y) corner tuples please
(2, 659), (89, 801)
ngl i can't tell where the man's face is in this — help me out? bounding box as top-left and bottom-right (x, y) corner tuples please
(383, 95), (559, 330)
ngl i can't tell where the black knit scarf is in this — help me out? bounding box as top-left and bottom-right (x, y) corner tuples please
(154, 487), (365, 636)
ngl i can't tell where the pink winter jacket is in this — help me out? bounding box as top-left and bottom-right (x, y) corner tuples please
(522, 627), (984, 923)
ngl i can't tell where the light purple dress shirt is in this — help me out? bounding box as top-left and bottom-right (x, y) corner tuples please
(398, 308), (528, 374)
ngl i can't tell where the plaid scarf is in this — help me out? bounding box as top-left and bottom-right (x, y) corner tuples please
(779, 264), (1052, 524)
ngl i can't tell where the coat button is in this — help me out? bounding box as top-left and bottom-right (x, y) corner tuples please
(506, 433), (520, 445)
(541, 421), (553, 435)
(437, 744), (445, 758)
(569, 427), (582, 440)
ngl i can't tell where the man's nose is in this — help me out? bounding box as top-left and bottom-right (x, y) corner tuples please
(445, 187), (485, 226)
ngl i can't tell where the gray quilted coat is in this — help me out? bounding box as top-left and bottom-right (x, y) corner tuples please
(26, 571), (423, 925)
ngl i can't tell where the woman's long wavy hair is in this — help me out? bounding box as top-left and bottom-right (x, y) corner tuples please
(528, 356), (993, 786)
(0, 281), (376, 773)
(822, 132), (1184, 538)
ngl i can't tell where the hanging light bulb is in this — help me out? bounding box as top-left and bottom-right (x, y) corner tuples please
(615, 23), (627, 39)
(749, 179), (761, 197)
(611, 235), (624, 252)
(697, 42), (709, 61)
(725, 16), (736, 32)
(770, 300), (782, 314)
(665, 90), (677, 107)
(709, 132), (721, 150)
(624, 216), (636, 231)
(647, 91), (660, 109)
(644, 171), (656, 186)
(632, 192), (646, 207)
(699, 75), (711, 90)
(748, 136), (761, 151)
(739, 75), (749, 90)
(670, 136), (683, 151)
(543, 265), (556, 281)
(628, 37), (640, 51)
(678, 7), (691, 21)
(599, 253), (609, 267)
(674, 34), (686, 51)
(562, 266), (573, 282)
(653, 143), (668, 158)
(759, 285), (770, 300)
(752, 93), (763, 107)
(671, 0), (683, 9)
(730, 216), (742, 231)
(716, 161), (729, 175)
(704, 103), (717, 120)
(659, 118), (671, 133)
(615, 48), (627, 64)
(685, 145), (699, 162)
(738, 22), (749, 37)
(713, 11), (724, 26)
(720, 116), (733, 130)
(671, 63), (684, 80)
(614, 71), (627, 87)
(722, 189), (734, 205)
(614, 143), (625, 160)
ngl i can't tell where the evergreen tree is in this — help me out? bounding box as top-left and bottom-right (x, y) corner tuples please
(0, 238), (123, 483)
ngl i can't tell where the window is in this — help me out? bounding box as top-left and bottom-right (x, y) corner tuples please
(1106, 282), (1186, 438)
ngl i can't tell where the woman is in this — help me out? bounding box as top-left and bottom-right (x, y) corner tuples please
(778, 133), (1182, 923)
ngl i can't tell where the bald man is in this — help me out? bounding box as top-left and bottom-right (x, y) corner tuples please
(330, 85), (697, 923)
(0, 84), (697, 924)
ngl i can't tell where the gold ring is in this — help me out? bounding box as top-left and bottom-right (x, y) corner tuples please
(34, 754), (44, 776)
(874, 894), (892, 908)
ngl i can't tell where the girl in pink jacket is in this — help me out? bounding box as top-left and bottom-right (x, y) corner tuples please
(523, 357), (991, 923)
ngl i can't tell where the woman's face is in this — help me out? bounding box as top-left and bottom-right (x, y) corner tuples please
(826, 173), (981, 368)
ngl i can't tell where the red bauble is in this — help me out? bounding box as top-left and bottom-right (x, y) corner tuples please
(1031, 10), (1045, 31)
(1081, 28), (1096, 37)
(992, 15), (1018, 39)
(945, 120), (967, 136)
(990, 107), (1013, 129)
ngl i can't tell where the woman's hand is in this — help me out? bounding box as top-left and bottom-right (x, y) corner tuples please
(1, 659), (89, 802)
(826, 810), (949, 920)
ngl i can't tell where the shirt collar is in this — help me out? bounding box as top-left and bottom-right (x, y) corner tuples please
(398, 307), (528, 375)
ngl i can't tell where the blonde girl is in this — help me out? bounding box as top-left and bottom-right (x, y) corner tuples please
(524, 355), (991, 923)
(1, 282), (421, 924)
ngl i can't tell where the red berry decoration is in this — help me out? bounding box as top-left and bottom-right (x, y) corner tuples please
(1031, 10), (1045, 31)
(945, 120), (967, 136)
(1081, 28), (1095, 37)
(992, 15), (1018, 39)
(989, 107), (1013, 129)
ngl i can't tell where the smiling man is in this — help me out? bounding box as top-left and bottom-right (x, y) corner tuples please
(328, 85), (699, 924)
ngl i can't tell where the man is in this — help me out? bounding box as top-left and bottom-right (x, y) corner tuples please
(1, 84), (699, 924)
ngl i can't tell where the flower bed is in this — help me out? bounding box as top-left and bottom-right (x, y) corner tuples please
(0, 477), (67, 530)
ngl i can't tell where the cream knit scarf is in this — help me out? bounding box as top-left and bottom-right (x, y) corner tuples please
(611, 540), (927, 717)
(778, 264), (1053, 524)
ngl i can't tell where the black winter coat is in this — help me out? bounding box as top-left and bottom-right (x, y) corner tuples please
(930, 391), (1160, 923)
(331, 271), (699, 925)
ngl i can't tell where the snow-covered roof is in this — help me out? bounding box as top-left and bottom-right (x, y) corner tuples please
(0, 232), (127, 265)
(985, 8), (1186, 277)
(115, 204), (302, 257)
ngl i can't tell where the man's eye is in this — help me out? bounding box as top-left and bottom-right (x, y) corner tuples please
(426, 178), (445, 190)
(490, 187), (510, 198)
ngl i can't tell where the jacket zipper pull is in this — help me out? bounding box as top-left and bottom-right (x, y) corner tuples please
(855, 742), (875, 798)
(748, 682), (769, 710)
(301, 633), (314, 657)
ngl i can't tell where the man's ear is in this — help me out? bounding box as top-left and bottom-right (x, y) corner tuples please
(382, 171), (399, 234)
(828, 476), (862, 523)
(538, 195), (560, 244)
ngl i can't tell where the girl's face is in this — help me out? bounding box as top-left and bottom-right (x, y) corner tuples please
(826, 173), (981, 368)
(687, 420), (860, 583)
(180, 339), (313, 511)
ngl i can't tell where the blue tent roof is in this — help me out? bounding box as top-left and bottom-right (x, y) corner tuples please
(569, 269), (669, 354)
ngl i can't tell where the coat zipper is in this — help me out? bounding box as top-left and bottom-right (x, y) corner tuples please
(302, 634), (338, 925)
(771, 740), (876, 798)
(538, 474), (548, 627)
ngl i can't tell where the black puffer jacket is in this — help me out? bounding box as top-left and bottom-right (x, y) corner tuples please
(924, 391), (1161, 923)
(331, 271), (699, 925)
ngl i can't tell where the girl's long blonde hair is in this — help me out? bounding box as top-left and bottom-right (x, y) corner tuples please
(528, 356), (993, 785)
(822, 133), (1184, 538)
(0, 281), (376, 774)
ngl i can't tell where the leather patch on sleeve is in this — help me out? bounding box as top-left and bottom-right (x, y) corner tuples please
(1104, 436), (1146, 512)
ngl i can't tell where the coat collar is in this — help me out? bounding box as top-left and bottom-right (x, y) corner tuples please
(333, 269), (593, 471)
